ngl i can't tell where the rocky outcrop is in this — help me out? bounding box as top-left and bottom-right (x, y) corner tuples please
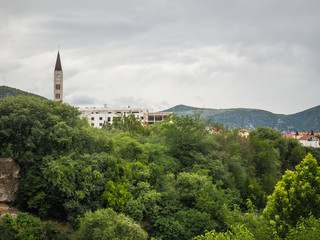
(0, 203), (18, 217)
(0, 158), (19, 202)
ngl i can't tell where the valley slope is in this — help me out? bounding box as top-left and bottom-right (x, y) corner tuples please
(0, 86), (46, 100)
(164, 105), (320, 133)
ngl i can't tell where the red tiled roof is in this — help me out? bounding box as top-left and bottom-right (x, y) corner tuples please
(141, 123), (149, 127)
(298, 136), (309, 140)
(299, 136), (315, 140)
(208, 127), (223, 133)
(239, 129), (249, 132)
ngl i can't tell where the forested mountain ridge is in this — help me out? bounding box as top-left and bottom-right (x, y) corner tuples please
(164, 104), (320, 133)
(0, 85), (46, 100)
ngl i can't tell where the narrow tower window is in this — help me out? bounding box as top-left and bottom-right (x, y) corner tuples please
(56, 84), (60, 90)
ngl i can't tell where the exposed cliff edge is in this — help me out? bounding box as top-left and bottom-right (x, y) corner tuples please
(0, 158), (19, 202)
(0, 158), (19, 216)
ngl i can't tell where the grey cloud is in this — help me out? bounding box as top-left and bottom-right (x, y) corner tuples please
(66, 93), (97, 106)
(1, 0), (319, 114)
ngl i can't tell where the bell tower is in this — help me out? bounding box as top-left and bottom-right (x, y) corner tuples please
(54, 51), (63, 101)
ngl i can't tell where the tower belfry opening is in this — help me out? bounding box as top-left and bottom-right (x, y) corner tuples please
(54, 51), (63, 101)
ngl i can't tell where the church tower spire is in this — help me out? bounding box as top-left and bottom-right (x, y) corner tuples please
(54, 51), (63, 101)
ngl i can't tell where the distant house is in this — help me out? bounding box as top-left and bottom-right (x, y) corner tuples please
(295, 132), (310, 139)
(206, 127), (223, 134)
(283, 132), (320, 148)
(238, 129), (249, 138)
(283, 133), (296, 139)
(298, 135), (320, 148)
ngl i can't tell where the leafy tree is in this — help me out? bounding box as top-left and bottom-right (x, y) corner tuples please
(0, 143), (13, 158)
(72, 208), (148, 240)
(286, 145), (306, 170)
(0, 212), (60, 240)
(0, 96), (81, 161)
(17, 152), (121, 223)
(154, 208), (215, 240)
(101, 180), (132, 212)
(161, 114), (217, 169)
(245, 177), (267, 210)
(143, 143), (182, 174)
(126, 181), (162, 224)
(139, 189), (162, 222)
(0, 213), (17, 240)
(226, 204), (279, 240)
(195, 181), (240, 231)
(249, 127), (305, 174)
(305, 147), (320, 163)
(263, 153), (320, 237)
(286, 215), (320, 240)
(116, 137), (144, 161)
(124, 198), (145, 222)
(176, 172), (209, 207)
(42, 153), (119, 224)
(248, 127), (282, 201)
(193, 224), (254, 240)
(249, 130), (281, 179)
(111, 113), (148, 135)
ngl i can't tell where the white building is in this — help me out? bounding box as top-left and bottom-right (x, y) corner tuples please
(79, 105), (172, 128)
(238, 129), (250, 138)
(298, 135), (320, 148)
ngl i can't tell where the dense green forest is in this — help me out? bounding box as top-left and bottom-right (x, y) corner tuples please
(1, 96), (320, 239)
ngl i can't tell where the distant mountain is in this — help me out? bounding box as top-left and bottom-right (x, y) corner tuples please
(164, 104), (320, 133)
(0, 86), (46, 100)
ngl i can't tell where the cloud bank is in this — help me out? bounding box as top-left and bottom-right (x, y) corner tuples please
(1, 0), (319, 113)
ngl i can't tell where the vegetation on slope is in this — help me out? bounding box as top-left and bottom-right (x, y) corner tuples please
(0, 96), (319, 239)
(0, 85), (46, 100)
(164, 104), (320, 133)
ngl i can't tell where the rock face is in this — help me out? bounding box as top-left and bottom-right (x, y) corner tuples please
(0, 158), (19, 202)
(0, 203), (18, 217)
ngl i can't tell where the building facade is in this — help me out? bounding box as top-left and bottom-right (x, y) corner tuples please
(54, 51), (63, 101)
(79, 105), (172, 128)
(283, 132), (320, 148)
(145, 111), (172, 124)
(298, 135), (320, 148)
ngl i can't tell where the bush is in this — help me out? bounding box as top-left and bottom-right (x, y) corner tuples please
(72, 208), (148, 240)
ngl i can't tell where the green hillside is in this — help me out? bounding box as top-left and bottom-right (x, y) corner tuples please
(1, 96), (319, 239)
(288, 105), (320, 132)
(0, 85), (46, 100)
(164, 104), (320, 133)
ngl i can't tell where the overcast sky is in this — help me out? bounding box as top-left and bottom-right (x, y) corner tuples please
(1, 0), (319, 113)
